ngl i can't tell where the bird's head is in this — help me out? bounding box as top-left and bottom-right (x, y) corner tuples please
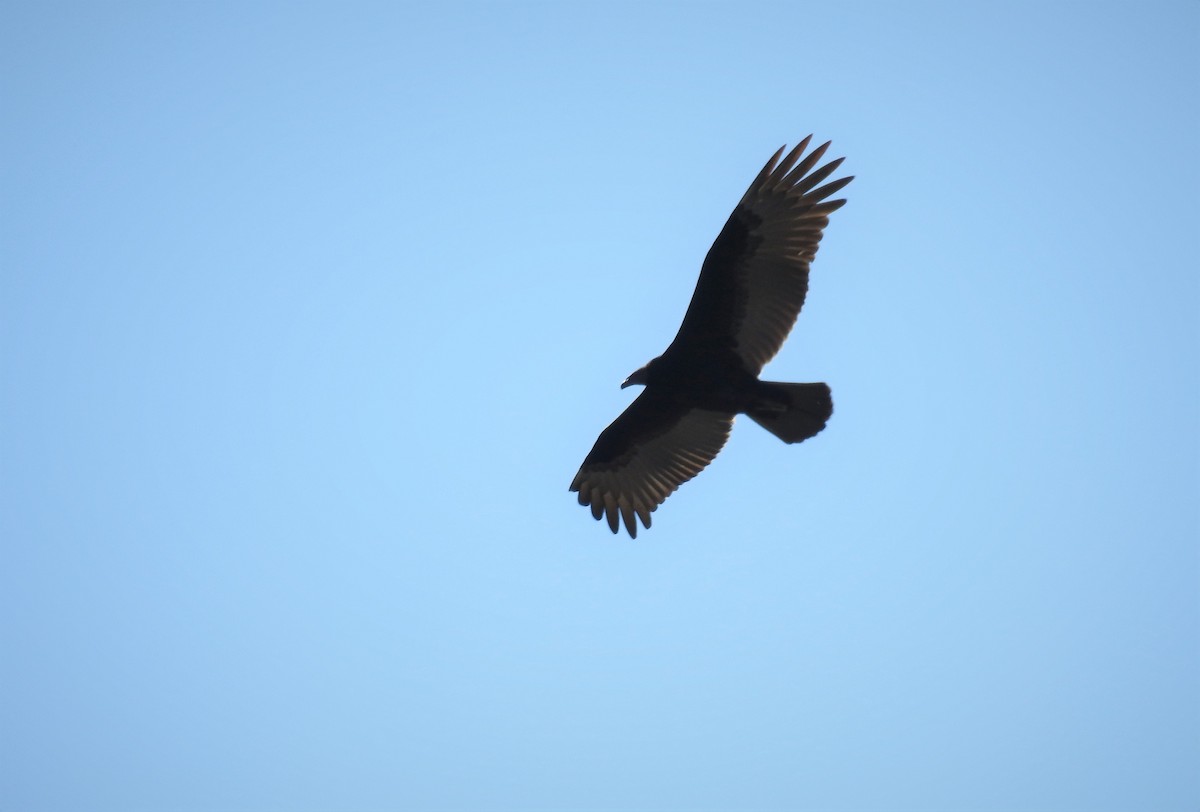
(621, 362), (652, 389)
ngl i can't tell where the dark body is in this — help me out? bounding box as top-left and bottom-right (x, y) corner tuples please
(571, 138), (851, 537)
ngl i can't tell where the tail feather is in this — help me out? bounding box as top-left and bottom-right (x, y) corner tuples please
(748, 382), (833, 444)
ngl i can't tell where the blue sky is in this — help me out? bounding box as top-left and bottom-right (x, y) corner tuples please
(2, 2), (1197, 810)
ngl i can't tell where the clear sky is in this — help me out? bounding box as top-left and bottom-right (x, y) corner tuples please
(2, 2), (1197, 810)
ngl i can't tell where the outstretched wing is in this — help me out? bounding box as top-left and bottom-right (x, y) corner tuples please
(667, 137), (852, 374)
(570, 391), (734, 538)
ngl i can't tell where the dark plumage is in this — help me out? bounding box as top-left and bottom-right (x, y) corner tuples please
(570, 137), (852, 537)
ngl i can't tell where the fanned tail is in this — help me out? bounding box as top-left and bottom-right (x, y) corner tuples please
(748, 382), (832, 444)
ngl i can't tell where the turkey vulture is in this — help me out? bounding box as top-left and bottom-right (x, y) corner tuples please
(570, 137), (852, 538)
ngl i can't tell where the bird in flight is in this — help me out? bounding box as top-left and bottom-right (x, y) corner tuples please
(570, 137), (852, 538)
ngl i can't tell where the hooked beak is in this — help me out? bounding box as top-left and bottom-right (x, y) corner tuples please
(621, 365), (648, 389)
